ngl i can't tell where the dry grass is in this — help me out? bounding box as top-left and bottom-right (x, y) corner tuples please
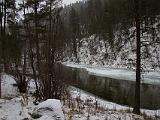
(62, 93), (157, 120)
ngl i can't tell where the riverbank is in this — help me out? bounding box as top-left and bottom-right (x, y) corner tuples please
(62, 62), (160, 118)
(68, 86), (160, 119)
(63, 62), (160, 85)
(0, 73), (159, 120)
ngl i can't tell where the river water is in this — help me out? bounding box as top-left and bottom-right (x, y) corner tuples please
(61, 65), (160, 110)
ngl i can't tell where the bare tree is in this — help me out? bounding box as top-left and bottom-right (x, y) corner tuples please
(19, 0), (65, 100)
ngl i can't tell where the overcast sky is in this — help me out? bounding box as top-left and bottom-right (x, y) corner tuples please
(63, 0), (81, 5)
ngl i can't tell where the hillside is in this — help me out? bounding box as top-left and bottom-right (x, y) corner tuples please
(64, 17), (160, 71)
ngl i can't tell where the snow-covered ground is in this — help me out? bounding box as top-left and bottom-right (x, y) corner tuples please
(67, 86), (160, 119)
(0, 73), (64, 120)
(0, 96), (65, 120)
(1, 74), (19, 98)
(0, 73), (160, 120)
(63, 62), (160, 85)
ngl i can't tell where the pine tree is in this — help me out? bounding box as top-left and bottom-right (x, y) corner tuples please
(69, 7), (80, 62)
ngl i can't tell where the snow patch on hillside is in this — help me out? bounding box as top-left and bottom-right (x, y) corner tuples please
(64, 18), (160, 71)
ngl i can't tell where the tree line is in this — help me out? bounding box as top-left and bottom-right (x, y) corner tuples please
(63, 0), (160, 63)
(0, 0), (66, 101)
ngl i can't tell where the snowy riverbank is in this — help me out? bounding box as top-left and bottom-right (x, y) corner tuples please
(68, 86), (160, 119)
(0, 73), (65, 120)
(0, 73), (160, 120)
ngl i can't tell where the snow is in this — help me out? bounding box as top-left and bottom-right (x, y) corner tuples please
(1, 73), (19, 98)
(38, 115), (54, 120)
(63, 62), (160, 85)
(0, 73), (159, 120)
(64, 19), (160, 70)
(69, 87), (129, 111)
(0, 97), (65, 120)
(0, 97), (35, 120)
(34, 99), (65, 120)
(0, 74), (65, 120)
(68, 86), (160, 119)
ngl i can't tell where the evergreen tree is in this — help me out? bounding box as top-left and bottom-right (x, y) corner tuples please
(69, 7), (80, 61)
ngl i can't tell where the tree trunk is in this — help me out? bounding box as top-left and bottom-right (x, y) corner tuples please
(34, 1), (41, 80)
(133, 0), (141, 115)
(73, 38), (77, 61)
(34, 1), (41, 99)
(0, 70), (1, 98)
(2, 0), (7, 71)
(0, 2), (3, 98)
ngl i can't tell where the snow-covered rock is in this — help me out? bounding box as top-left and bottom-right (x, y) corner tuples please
(33, 99), (65, 120)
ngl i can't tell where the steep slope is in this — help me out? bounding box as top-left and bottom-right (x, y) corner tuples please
(64, 17), (160, 71)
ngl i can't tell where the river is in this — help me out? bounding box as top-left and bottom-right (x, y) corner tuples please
(61, 64), (160, 110)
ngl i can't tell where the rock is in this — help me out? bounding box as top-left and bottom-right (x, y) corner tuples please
(33, 99), (65, 120)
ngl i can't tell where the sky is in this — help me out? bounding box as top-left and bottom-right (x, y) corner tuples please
(63, 0), (81, 5)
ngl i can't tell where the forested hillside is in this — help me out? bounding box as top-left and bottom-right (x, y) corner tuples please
(62, 0), (160, 70)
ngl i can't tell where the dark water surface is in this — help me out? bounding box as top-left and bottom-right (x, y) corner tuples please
(61, 65), (160, 110)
